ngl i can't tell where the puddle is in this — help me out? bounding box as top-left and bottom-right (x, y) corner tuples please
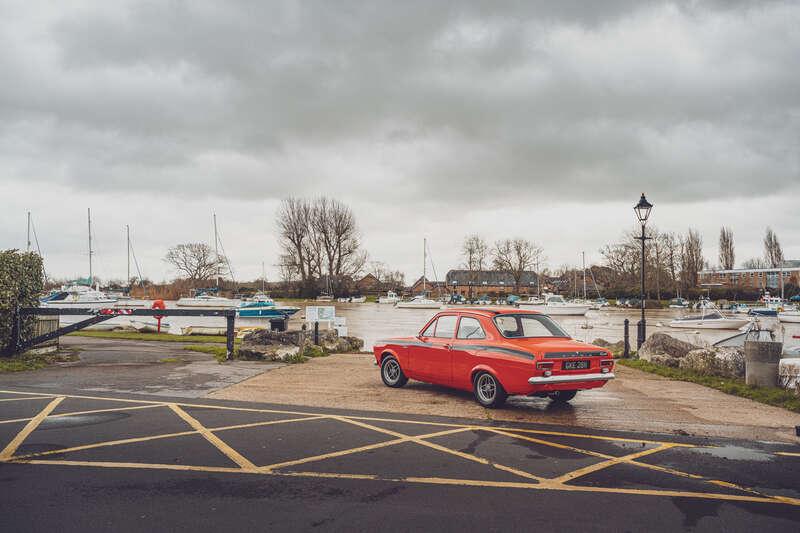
(687, 444), (774, 462)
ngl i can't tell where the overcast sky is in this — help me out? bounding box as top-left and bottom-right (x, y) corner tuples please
(1, 0), (798, 284)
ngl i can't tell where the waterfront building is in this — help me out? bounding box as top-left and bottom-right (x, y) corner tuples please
(444, 270), (540, 298)
(698, 261), (800, 290)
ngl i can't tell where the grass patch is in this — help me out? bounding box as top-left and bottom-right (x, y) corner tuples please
(618, 359), (800, 413)
(182, 344), (230, 363)
(68, 331), (237, 344)
(159, 357), (181, 363)
(0, 349), (80, 373)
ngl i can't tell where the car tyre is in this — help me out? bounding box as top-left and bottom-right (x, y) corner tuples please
(381, 355), (408, 388)
(548, 390), (577, 403)
(473, 372), (507, 408)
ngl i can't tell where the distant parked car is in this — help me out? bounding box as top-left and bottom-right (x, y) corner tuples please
(373, 308), (615, 407)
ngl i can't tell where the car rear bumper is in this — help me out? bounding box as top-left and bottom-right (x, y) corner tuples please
(528, 372), (615, 384)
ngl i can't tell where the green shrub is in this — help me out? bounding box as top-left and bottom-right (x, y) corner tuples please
(0, 250), (44, 354)
(301, 344), (326, 358)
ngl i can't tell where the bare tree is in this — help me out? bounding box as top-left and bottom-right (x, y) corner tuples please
(718, 227), (735, 270)
(164, 243), (225, 282)
(311, 197), (367, 292)
(461, 235), (488, 298)
(742, 257), (768, 269)
(277, 197), (367, 295)
(277, 198), (315, 285)
(680, 229), (704, 289)
(492, 238), (543, 294)
(764, 227), (784, 268)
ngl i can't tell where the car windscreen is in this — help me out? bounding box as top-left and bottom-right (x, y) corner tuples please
(493, 314), (570, 338)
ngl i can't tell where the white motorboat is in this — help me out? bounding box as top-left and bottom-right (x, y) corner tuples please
(517, 294), (591, 316)
(669, 310), (751, 330)
(130, 318), (171, 333)
(41, 284), (118, 308)
(395, 295), (443, 309)
(778, 311), (800, 324)
(176, 293), (238, 308)
(179, 326), (228, 336)
(378, 291), (399, 304)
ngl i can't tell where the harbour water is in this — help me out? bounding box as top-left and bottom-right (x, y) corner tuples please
(59, 302), (800, 352)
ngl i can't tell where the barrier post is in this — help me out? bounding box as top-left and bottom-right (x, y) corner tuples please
(225, 313), (235, 361)
(623, 319), (630, 358)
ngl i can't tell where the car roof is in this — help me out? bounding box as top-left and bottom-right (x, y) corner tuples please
(438, 307), (542, 317)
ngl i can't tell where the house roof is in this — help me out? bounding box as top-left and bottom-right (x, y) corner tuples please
(445, 269), (539, 286)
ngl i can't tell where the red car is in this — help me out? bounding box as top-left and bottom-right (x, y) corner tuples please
(373, 308), (615, 407)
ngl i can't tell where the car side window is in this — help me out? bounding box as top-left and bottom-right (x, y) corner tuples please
(457, 317), (486, 339)
(433, 315), (457, 338)
(421, 319), (437, 337)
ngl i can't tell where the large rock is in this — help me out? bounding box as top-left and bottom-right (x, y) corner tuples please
(679, 347), (745, 378)
(639, 333), (698, 363)
(779, 358), (800, 391)
(647, 353), (682, 368)
(238, 327), (364, 361)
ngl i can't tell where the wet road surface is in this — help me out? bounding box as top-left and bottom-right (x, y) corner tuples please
(0, 388), (798, 532)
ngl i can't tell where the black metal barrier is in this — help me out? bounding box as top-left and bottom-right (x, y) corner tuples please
(4, 307), (237, 360)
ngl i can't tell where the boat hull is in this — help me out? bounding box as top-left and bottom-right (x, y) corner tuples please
(517, 303), (590, 316)
(778, 312), (800, 324)
(669, 319), (751, 330)
(238, 307), (299, 318)
(395, 302), (443, 309)
(176, 299), (237, 308)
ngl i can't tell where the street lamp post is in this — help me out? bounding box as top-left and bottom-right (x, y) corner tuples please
(634, 193), (653, 349)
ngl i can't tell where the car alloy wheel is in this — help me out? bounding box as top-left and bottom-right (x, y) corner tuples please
(476, 374), (497, 403)
(381, 356), (408, 388)
(473, 372), (507, 408)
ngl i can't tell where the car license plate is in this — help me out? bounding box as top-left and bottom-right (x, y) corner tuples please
(563, 360), (589, 370)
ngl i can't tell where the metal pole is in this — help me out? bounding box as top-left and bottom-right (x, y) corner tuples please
(26, 211), (31, 252)
(582, 251), (587, 299)
(638, 223), (646, 349)
(126, 225), (130, 292)
(225, 313), (235, 360)
(623, 319), (630, 358)
(88, 208), (93, 284)
(314, 321), (319, 345)
(213, 213), (219, 288)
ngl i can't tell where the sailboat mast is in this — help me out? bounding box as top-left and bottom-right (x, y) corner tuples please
(262, 261), (266, 293)
(126, 225), (131, 291)
(26, 211), (31, 252)
(88, 208), (93, 284)
(213, 213), (219, 288)
(423, 238), (427, 294)
(582, 251), (587, 299)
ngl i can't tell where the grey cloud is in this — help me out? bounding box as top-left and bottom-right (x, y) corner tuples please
(0, 0), (798, 207)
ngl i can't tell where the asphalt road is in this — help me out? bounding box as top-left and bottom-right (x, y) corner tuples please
(0, 388), (799, 532)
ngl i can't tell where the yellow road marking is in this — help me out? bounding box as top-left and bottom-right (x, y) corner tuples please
(0, 396), (54, 402)
(168, 404), (257, 470)
(261, 427), (471, 472)
(1, 389), (796, 506)
(552, 444), (677, 484)
(488, 428), (614, 460)
(0, 403), (167, 426)
(335, 416), (544, 482)
(16, 458), (799, 506)
(12, 415), (329, 461)
(0, 397), (65, 460)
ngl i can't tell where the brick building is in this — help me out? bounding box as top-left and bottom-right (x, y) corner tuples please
(444, 269), (540, 297)
(698, 262), (800, 290)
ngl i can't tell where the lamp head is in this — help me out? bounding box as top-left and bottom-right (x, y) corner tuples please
(634, 193), (653, 224)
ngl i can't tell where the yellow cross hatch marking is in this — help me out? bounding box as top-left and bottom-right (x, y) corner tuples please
(0, 389), (798, 507)
(168, 404), (257, 470)
(0, 396), (65, 460)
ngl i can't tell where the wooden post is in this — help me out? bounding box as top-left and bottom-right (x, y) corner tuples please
(623, 319), (630, 358)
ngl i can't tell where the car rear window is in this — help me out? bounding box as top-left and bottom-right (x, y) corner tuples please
(457, 317), (486, 339)
(494, 314), (569, 338)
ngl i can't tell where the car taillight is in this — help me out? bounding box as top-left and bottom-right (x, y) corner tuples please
(600, 360), (614, 373)
(536, 361), (553, 376)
